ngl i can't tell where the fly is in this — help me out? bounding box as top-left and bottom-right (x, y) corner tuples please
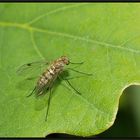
(17, 56), (92, 121)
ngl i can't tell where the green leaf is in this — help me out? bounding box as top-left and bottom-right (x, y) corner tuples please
(0, 3), (140, 137)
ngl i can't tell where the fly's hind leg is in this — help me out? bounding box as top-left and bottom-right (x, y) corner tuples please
(45, 79), (56, 121)
(45, 88), (52, 122)
(59, 75), (82, 95)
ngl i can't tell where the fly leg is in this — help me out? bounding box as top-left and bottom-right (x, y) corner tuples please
(67, 68), (93, 76)
(45, 88), (52, 122)
(59, 76), (82, 95)
(26, 86), (37, 97)
(69, 61), (84, 65)
(69, 61), (84, 69)
(62, 75), (92, 80)
(26, 76), (38, 80)
(44, 78), (57, 122)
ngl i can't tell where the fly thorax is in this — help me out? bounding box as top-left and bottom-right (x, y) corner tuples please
(57, 62), (65, 68)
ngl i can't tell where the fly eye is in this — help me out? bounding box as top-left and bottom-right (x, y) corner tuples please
(67, 60), (70, 65)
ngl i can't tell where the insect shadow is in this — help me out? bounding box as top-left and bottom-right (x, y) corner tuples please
(17, 56), (92, 122)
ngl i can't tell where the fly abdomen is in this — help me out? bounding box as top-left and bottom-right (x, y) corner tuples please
(48, 67), (55, 75)
(38, 76), (48, 86)
(38, 69), (54, 86)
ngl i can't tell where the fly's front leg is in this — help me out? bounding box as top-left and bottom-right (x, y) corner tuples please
(69, 61), (84, 69)
(69, 61), (84, 65)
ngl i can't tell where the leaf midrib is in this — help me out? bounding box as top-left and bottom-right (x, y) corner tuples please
(0, 21), (140, 55)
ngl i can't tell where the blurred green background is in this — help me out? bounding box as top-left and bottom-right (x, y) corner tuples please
(47, 86), (140, 138)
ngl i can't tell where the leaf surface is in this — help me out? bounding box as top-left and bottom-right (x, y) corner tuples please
(0, 3), (140, 137)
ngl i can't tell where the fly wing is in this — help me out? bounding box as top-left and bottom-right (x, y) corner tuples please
(16, 60), (49, 79)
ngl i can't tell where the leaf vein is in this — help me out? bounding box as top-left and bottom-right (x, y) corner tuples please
(30, 30), (45, 59)
(26, 4), (88, 25)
